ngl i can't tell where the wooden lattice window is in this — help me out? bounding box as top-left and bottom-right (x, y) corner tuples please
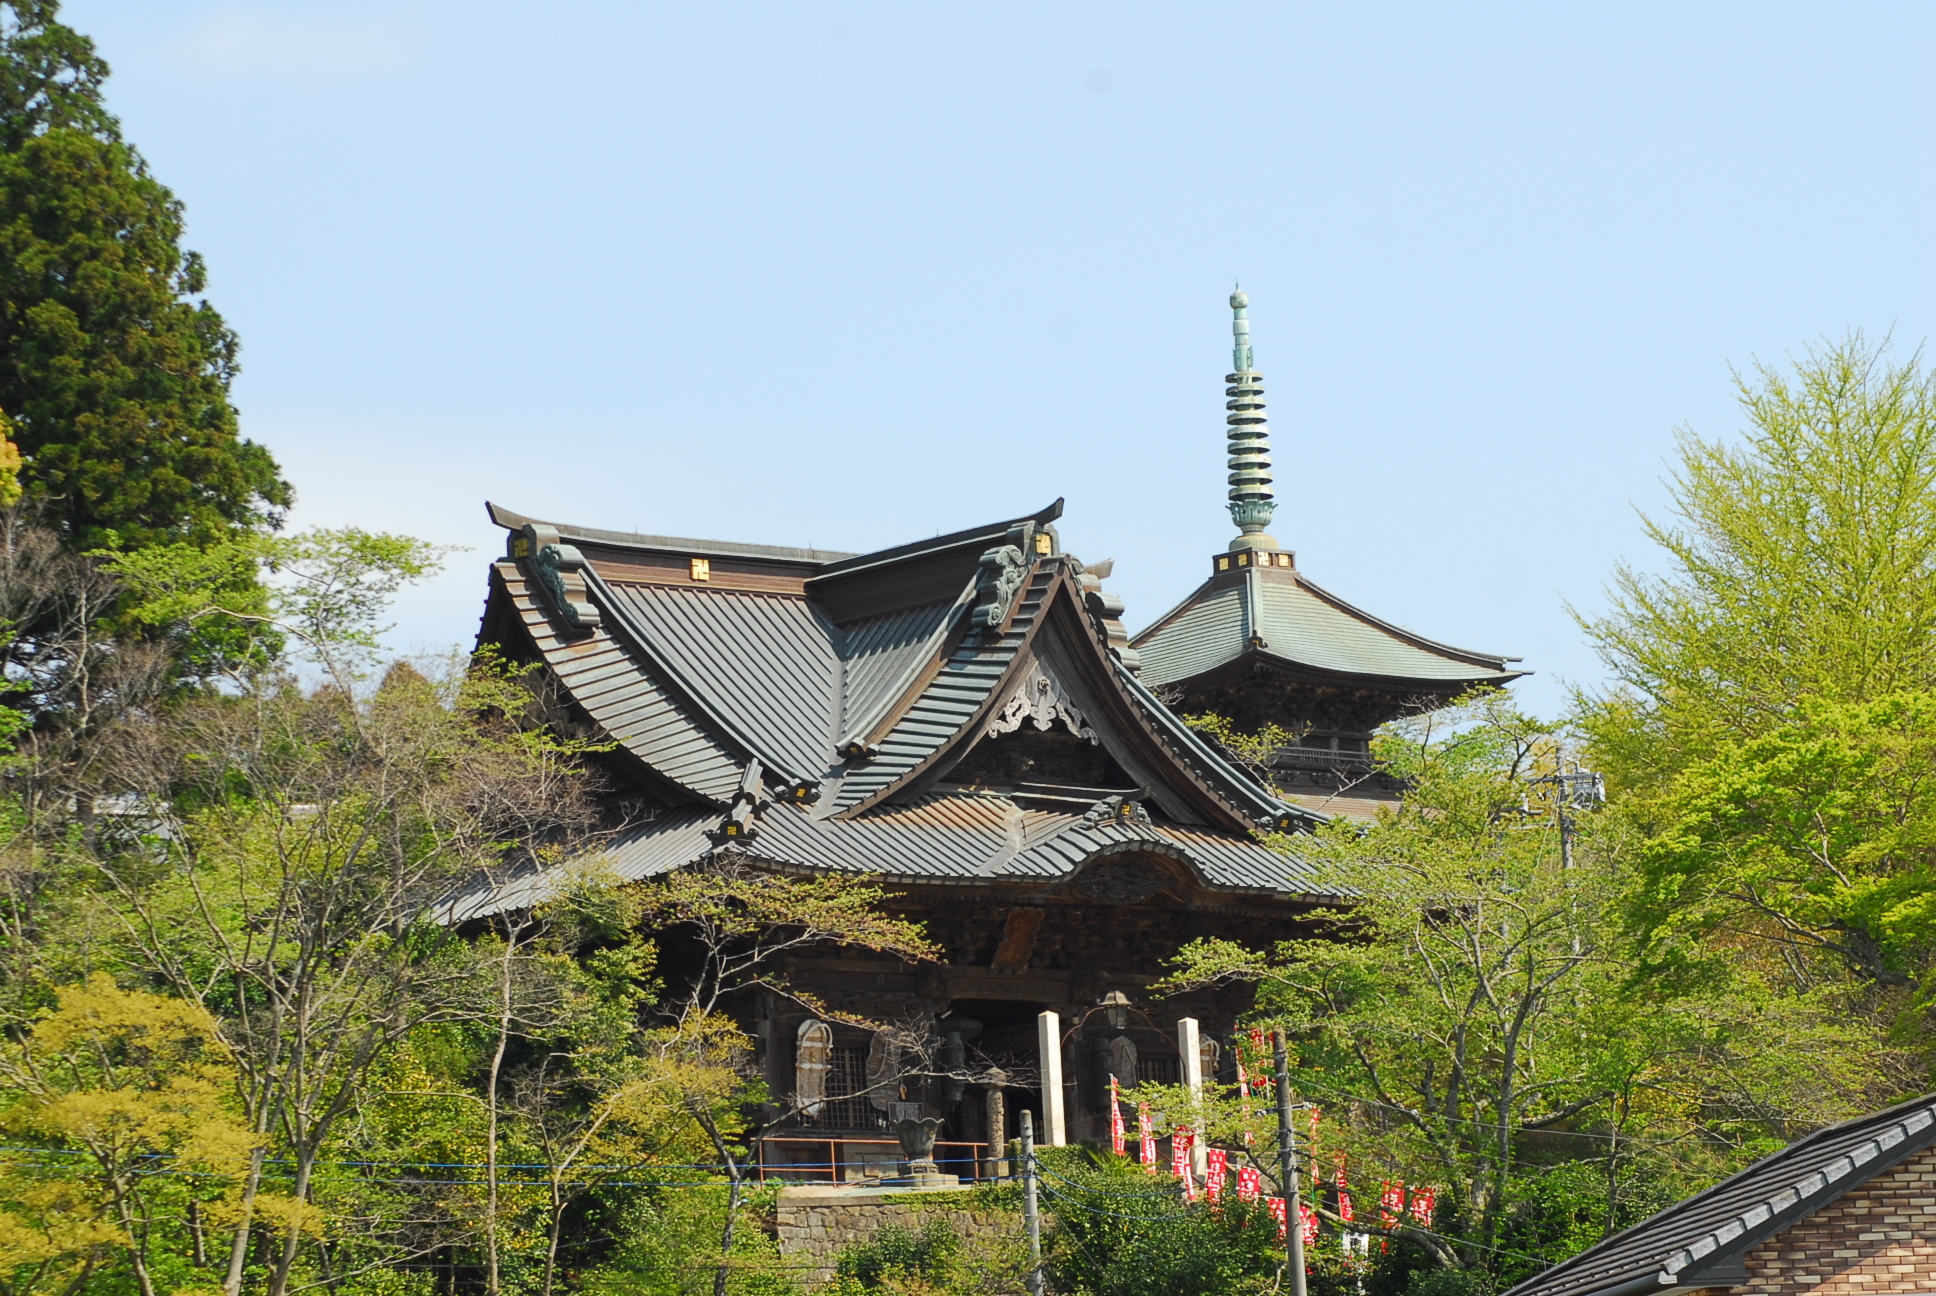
(1136, 1055), (1180, 1086)
(818, 1046), (883, 1129)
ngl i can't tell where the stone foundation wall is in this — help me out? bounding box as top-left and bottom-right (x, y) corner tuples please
(773, 1183), (1018, 1287)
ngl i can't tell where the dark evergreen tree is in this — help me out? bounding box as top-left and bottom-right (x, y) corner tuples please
(0, 0), (289, 550)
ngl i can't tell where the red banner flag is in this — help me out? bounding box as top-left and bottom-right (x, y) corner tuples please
(1248, 1029), (1268, 1096)
(1205, 1148), (1228, 1202)
(1299, 1200), (1319, 1245)
(1334, 1152), (1353, 1222)
(1380, 1181), (1405, 1252)
(1268, 1196), (1288, 1240)
(1138, 1102), (1157, 1169)
(1109, 1077), (1125, 1157)
(1410, 1187), (1435, 1228)
(1237, 1165), (1262, 1201)
(1172, 1128), (1197, 1201)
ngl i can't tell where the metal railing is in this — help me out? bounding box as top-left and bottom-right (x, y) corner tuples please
(756, 1136), (991, 1184)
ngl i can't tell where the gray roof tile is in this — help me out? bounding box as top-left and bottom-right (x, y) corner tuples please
(599, 581), (842, 781)
(829, 566), (1055, 812)
(838, 599), (963, 746)
(495, 563), (744, 801)
(1135, 566), (1519, 689)
(443, 791), (1319, 921)
(1503, 1094), (1936, 1296)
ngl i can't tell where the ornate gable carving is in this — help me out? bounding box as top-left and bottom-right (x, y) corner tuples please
(1063, 854), (1172, 904)
(987, 670), (1095, 743)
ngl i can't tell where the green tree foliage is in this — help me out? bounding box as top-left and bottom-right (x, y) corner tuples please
(0, 976), (277, 1296)
(1039, 1151), (1287, 1296)
(105, 527), (451, 683)
(105, 651), (604, 1296)
(1578, 336), (1936, 1023)
(585, 1186), (798, 1296)
(0, 410), (23, 508)
(1629, 690), (1936, 998)
(1160, 694), (1881, 1279)
(0, 1), (289, 550)
(1579, 334), (1936, 785)
(820, 1208), (1027, 1296)
(830, 1217), (968, 1292)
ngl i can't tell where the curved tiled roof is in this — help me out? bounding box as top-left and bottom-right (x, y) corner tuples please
(829, 564), (1054, 813)
(597, 581), (841, 782)
(1134, 564), (1519, 690)
(475, 501), (1323, 911)
(838, 598), (964, 747)
(442, 790), (1320, 922)
(490, 562), (746, 801)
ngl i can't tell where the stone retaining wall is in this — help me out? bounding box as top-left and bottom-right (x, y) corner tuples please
(773, 1183), (1017, 1287)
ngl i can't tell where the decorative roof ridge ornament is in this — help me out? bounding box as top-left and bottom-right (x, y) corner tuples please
(1082, 792), (1150, 828)
(969, 520), (1040, 636)
(1225, 287), (1279, 553)
(517, 523), (603, 635)
(707, 758), (769, 845)
(1072, 557), (1141, 674)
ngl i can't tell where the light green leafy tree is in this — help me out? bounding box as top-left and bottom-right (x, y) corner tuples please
(1629, 690), (1936, 1001)
(1577, 334), (1936, 1030)
(1578, 333), (1936, 787)
(0, 975), (282, 1296)
(90, 536), (604, 1296)
(1158, 694), (1880, 1278)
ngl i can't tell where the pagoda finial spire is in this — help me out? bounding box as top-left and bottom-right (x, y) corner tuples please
(1225, 287), (1277, 550)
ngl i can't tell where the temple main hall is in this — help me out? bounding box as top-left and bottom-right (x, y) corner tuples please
(455, 292), (1521, 1179)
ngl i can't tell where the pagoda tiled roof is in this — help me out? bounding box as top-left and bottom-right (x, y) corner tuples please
(470, 500), (1322, 912)
(1133, 555), (1523, 692)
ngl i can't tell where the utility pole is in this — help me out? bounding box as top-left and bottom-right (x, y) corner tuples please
(1273, 1030), (1308, 1296)
(1022, 1109), (1044, 1296)
(1536, 763), (1603, 956)
(1538, 765), (1605, 872)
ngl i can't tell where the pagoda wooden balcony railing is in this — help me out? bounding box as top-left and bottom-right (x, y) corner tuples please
(1268, 746), (1374, 771)
(1267, 747), (1410, 794)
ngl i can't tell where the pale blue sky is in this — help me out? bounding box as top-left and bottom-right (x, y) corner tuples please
(62, 1), (1936, 718)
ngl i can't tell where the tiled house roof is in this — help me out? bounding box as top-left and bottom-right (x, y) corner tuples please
(1504, 1095), (1936, 1296)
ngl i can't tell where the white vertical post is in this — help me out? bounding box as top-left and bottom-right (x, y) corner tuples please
(1036, 1010), (1066, 1146)
(1021, 1110), (1044, 1296)
(1179, 1016), (1207, 1175)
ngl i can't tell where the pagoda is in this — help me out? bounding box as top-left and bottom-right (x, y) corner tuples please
(1131, 292), (1525, 817)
